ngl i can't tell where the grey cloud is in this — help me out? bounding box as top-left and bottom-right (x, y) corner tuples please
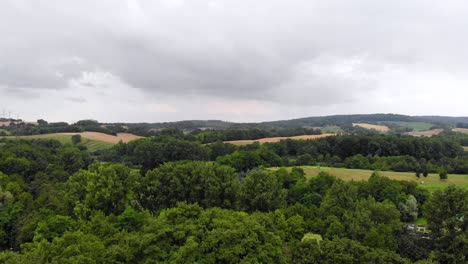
(66, 97), (87, 103)
(1, 0), (468, 110)
(2, 86), (40, 99)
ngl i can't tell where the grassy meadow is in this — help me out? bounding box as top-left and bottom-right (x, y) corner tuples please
(273, 166), (468, 192)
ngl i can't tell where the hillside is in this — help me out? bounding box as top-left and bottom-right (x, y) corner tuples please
(2, 114), (468, 139)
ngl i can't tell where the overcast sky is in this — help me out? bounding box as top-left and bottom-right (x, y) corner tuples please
(1, 0), (468, 123)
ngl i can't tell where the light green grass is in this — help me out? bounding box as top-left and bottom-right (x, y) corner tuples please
(378, 121), (433, 132)
(83, 140), (113, 152)
(272, 166), (468, 191)
(1, 134), (113, 152)
(464, 146), (468, 152)
(415, 217), (428, 226)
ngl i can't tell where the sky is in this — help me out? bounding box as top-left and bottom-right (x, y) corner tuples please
(1, 0), (468, 123)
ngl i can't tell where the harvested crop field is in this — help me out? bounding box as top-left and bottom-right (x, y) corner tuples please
(225, 134), (335, 145)
(453, 128), (468, 134)
(406, 129), (443, 137)
(352, 123), (390, 132)
(0, 121), (12, 127)
(0, 121), (37, 126)
(59, 132), (142, 144)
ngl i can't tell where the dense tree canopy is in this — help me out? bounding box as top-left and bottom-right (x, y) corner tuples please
(0, 132), (467, 263)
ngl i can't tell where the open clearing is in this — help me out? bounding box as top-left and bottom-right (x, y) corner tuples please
(352, 123), (390, 132)
(225, 134), (335, 145)
(406, 129), (443, 137)
(272, 166), (468, 192)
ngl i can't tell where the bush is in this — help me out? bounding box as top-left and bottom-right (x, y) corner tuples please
(438, 169), (448, 180)
(71, 134), (82, 145)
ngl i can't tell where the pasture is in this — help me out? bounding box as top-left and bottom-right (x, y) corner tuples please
(352, 123), (390, 132)
(273, 166), (468, 192)
(225, 134), (335, 145)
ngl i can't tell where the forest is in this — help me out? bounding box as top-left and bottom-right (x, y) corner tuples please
(0, 131), (467, 263)
(2, 113), (468, 137)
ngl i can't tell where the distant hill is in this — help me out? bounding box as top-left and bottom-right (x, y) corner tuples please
(117, 114), (466, 130)
(2, 114), (468, 136)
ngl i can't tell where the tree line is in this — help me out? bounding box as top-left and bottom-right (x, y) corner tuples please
(98, 133), (468, 175)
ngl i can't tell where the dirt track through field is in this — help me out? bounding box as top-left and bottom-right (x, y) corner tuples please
(59, 132), (142, 144)
(225, 134), (335, 145)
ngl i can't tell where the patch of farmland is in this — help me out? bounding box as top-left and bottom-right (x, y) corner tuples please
(271, 166), (468, 192)
(406, 129), (443, 137)
(378, 121), (433, 132)
(225, 134), (335, 145)
(0, 121), (38, 126)
(352, 123), (390, 132)
(0, 133), (114, 152)
(0, 121), (12, 127)
(59, 132), (142, 144)
(453, 128), (468, 134)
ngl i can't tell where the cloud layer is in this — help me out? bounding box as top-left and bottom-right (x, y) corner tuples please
(1, 0), (468, 122)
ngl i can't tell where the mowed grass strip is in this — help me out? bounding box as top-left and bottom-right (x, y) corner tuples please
(272, 166), (468, 191)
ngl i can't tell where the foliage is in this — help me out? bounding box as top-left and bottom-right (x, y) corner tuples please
(0, 132), (466, 262)
(424, 186), (468, 263)
(137, 161), (240, 212)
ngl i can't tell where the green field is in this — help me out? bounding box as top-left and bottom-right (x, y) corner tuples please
(1, 134), (113, 152)
(378, 121), (433, 131)
(274, 166), (468, 192)
(464, 146), (468, 152)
